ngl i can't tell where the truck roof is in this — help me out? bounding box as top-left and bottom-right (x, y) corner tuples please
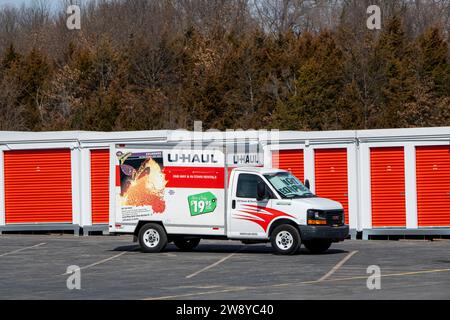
(232, 167), (286, 174)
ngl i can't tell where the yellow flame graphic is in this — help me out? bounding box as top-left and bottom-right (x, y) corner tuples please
(121, 158), (167, 213)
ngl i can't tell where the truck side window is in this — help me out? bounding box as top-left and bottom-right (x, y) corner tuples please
(236, 173), (265, 199)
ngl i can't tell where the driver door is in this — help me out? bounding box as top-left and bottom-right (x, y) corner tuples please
(229, 173), (274, 239)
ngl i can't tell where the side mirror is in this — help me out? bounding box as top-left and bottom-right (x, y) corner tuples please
(257, 181), (266, 201)
(304, 179), (310, 189)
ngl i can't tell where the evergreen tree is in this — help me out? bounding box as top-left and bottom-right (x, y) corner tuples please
(14, 48), (52, 130)
(1, 44), (20, 70)
(370, 16), (417, 128)
(417, 27), (450, 98)
(281, 31), (345, 130)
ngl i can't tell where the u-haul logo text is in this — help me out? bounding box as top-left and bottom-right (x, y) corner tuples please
(227, 153), (261, 167)
(231, 154), (259, 165)
(165, 150), (225, 167)
(168, 153), (219, 164)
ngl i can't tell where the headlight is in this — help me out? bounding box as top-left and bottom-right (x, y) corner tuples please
(307, 209), (326, 219)
(307, 209), (327, 225)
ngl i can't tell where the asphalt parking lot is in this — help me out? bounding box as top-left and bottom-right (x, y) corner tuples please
(0, 234), (449, 300)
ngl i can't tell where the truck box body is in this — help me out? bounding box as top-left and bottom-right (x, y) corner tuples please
(110, 144), (260, 236)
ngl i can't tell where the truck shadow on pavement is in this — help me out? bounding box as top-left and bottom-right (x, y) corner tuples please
(111, 244), (348, 255)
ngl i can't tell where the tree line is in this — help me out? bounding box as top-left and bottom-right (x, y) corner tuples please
(0, 0), (448, 131)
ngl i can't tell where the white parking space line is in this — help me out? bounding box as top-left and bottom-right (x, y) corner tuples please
(0, 242), (46, 257)
(317, 250), (358, 282)
(163, 253), (177, 257)
(144, 287), (249, 300)
(185, 247), (246, 279)
(61, 251), (127, 275)
(146, 265), (450, 300)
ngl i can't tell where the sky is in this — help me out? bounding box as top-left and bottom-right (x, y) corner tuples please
(0, 0), (73, 10)
(0, 0), (27, 7)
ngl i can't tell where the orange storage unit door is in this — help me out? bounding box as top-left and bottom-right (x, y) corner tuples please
(370, 147), (406, 227)
(90, 149), (110, 224)
(314, 148), (349, 224)
(4, 149), (73, 224)
(416, 146), (450, 227)
(272, 149), (304, 182)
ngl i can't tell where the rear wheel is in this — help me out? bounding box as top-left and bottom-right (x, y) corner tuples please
(303, 240), (332, 254)
(270, 225), (300, 255)
(138, 223), (168, 253)
(173, 238), (201, 251)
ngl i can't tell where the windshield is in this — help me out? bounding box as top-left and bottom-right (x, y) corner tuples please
(264, 172), (315, 199)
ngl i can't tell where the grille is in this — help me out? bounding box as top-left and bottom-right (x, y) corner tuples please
(325, 210), (345, 226)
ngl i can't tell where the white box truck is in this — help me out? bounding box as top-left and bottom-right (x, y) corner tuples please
(109, 143), (349, 255)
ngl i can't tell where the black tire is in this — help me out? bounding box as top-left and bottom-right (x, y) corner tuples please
(270, 224), (301, 255)
(138, 223), (168, 253)
(173, 238), (201, 251)
(303, 240), (332, 254)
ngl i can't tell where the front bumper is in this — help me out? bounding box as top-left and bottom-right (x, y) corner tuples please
(299, 225), (349, 242)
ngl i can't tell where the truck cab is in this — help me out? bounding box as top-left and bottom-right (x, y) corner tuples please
(227, 167), (349, 254)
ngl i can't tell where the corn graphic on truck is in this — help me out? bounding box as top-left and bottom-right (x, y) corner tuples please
(109, 144), (349, 255)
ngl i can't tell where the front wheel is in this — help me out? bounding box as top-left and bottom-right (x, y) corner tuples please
(303, 240), (332, 254)
(138, 223), (168, 253)
(174, 238), (201, 251)
(270, 225), (301, 255)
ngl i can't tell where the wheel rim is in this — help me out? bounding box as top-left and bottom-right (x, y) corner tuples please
(276, 231), (294, 250)
(143, 229), (160, 248)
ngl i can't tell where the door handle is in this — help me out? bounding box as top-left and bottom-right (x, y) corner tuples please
(232, 200), (236, 209)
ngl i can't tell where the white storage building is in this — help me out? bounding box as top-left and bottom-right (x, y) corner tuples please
(0, 127), (448, 239)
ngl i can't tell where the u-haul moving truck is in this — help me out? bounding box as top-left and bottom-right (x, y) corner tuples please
(109, 143), (349, 255)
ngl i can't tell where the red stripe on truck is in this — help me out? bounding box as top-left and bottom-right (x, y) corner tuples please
(115, 165), (121, 187)
(164, 166), (225, 189)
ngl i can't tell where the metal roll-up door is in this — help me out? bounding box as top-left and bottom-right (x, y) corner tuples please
(370, 147), (406, 227)
(4, 149), (73, 224)
(315, 148), (349, 224)
(90, 149), (110, 224)
(272, 149), (304, 182)
(416, 146), (450, 227)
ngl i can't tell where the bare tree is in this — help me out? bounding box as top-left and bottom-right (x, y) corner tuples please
(253, 0), (307, 35)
